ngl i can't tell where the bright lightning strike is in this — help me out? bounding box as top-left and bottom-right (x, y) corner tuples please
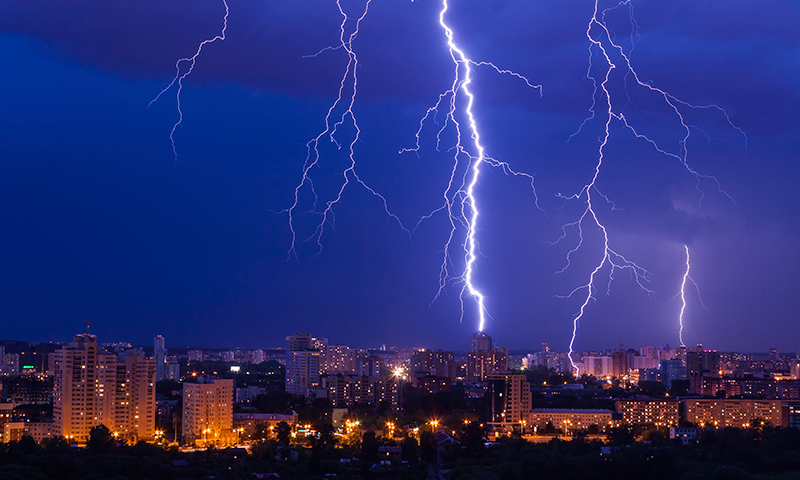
(285, 0), (406, 262)
(673, 244), (708, 347)
(678, 245), (690, 347)
(402, 0), (542, 332)
(558, 0), (746, 374)
(149, 0), (229, 163)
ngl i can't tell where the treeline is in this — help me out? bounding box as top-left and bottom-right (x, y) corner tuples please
(2, 423), (800, 479)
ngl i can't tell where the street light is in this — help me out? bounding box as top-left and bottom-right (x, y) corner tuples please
(429, 419), (440, 432)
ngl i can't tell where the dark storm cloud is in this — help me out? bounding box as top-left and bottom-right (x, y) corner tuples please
(0, 0), (798, 352)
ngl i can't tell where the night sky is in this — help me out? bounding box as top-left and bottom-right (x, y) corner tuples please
(1, 0), (798, 353)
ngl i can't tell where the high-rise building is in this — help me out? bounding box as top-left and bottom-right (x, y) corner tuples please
(52, 334), (118, 443)
(52, 334), (157, 444)
(112, 353), (157, 442)
(472, 332), (492, 353)
(660, 358), (687, 387)
(166, 361), (181, 381)
(285, 351), (321, 396)
(467, 332), (508, 382)
(182, 379), (234, 446)
(487, 373), (531, 432)
(321, 345), (356, 375)
(285, 333), (327, 352)
(285, 333), (324, 396)
(154, 335), (167, 382)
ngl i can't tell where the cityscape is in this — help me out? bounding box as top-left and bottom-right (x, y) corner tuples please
(2, 331), (800, 470)
(2, 0), (799, 479)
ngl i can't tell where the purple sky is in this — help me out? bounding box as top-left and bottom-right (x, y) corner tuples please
(1, 0), (798, 353)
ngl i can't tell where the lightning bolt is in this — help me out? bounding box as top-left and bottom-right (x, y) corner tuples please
(285, 0), (407, 262)
(149, 0), (229, 163)
(558, 0), (746, 374)
(678, 245), (690, 347)
(401, 0), (542, 332)
(673, 244), (709, 347)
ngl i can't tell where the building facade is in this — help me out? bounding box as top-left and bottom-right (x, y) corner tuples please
(52, 334), (119, 443)
(182, 379), (234, 446)
(529, 409), (613, 433)
(52, 335), (156, 444)
(615, 399), (680, 427)
(684, 399), (783, 428)
(487, 373), (531, 431)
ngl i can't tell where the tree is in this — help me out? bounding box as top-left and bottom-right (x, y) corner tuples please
(87, 424), (115, 453)
(461, 421), (486, 457)
(419, 430), (437, 462)
(319, 423), (336, 448)
(42, 436), (71, 455)
(275, 421), (292, 446)
(400, 435), (419, 461)
(361, 431), (379, 468)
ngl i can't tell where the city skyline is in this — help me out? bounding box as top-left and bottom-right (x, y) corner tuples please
(1, 1), (799, 352)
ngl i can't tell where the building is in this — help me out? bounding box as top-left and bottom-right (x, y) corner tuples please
(684, 399), (783, 428)
(51, 334), (156, 444)
(182, 379), (234, 446)
(188, 350), (204, 362)
(321, 345), (355, 375)
(322, 374), (375, 408)
(154, 335), (167, 382)
(5, 374), (54, 406)
(467, 332), (508, 382)
(616, 399), (680, 427)
(486, 373), (531, 432)
(285, 350), (321, 396)
(529, 409), (613, 433)
(417, 376), (452, 395)
(285, 333), (325, 396)
(112, 354), (157, 442)
(472, 332), (492, 352)
(0, 403), (12, 442)
(232, 412), (297, 442)
(166, 360), (180, 382)
(410, 349), (456, 383)
(236, 386), (267, 404)
(285, 333), (327, 352)
(52, 334), (119, 443)
(581, 356), (613, 378)
(660, 358), (687, 387)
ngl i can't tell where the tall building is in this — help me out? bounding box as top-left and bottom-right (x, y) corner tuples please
(321, 345), (355, 375)
(154, 335), (167, 382)
(52, 334), (157, 444)
(286, 351), (321, 396)
(472, 332), (492, 353)
(467, 332), (508, 382)
(52, 334), (118, 443)
(285, 333), (324, 396)
(660, 358), (687, 387)
(487, 373), (531, 432)
(113, 353), (157, 442)
(285, 333), (327, 352)
(182, 379), (234, 446)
